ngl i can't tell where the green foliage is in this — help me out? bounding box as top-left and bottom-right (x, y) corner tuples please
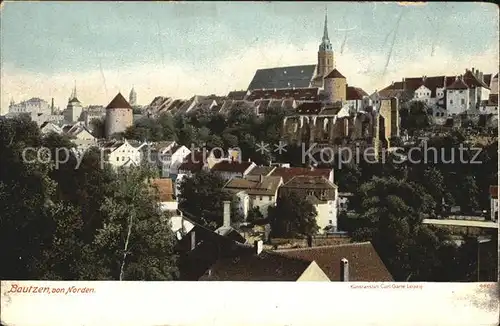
(269, 192), (319, 237)
(0, 117), (178, 280)
(247, 206), (264, 223)
(177, 170), (242, 229)
(400, 101), (431, 133)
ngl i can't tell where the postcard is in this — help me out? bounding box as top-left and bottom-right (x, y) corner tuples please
(0, 2), (498, 325)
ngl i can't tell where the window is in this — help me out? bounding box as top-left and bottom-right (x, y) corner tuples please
(459, 90), (464, 94)
(259, 196), (263, 201)
(116, 157), (119, 162)
(122, 157), (124, 161)
(461, 99), (465, 105)
(450, 100), (453, 104)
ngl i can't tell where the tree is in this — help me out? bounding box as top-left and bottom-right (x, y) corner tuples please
(90, 118), (105, 139)
(351, 176), (438, 280)
(247, 206), (264, 224)
(269, 192), (319, 237)
(400, 101), (431, 133)
(177, 170), (242, 228)
(0, 117), (180, 280)
(89, 166), (178, 280)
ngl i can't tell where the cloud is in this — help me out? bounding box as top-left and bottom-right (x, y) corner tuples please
(1, 42), (498, 114)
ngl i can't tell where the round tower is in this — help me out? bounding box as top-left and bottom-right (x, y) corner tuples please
(105, 92), (133, 139)
(324, 69), (346, 104)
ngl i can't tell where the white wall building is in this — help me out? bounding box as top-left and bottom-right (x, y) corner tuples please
(278, 175), (338, 234)
(224, 175), (283, 219)
(102, 139), (142, 169)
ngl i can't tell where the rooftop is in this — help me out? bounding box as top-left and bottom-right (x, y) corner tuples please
(199, 248), (314, 281)
(271, 167), (332, 184)
(247, 64), (317, 91)
(150, 178), (175, 202)
(211, 160), (254, 174)
(224, 175), (282, 196)
(106, 93), (133, 110)
(277, 242), (393, 281)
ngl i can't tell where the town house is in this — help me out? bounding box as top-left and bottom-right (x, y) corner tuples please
(278, 175), (339, 233)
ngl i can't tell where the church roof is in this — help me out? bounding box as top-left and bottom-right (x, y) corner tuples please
(325, 69), (345, 79)
(106, 93), (133, 110)
(247, 64), (316, 91)
(69, 97), (81, 103)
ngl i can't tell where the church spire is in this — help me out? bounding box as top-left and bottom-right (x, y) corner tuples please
(72, 80), (77, 100)
(319, 7), (332, 52)
(323, 8), (329, 42)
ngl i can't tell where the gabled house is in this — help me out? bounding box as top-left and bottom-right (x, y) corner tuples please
(40, 122), (63, 135)
(150, 178), (178, 211)
(210, 160), (256, 180)
(199, 241), (330, 281)
(224, 175), (283, 219)
(276, 242), (393, 281)
(142, 141), (191, 178)
(101, 139), (142, 169)
(278, 175), (339, 233)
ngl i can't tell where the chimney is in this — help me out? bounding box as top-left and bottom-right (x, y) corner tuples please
(223, 200), (231, 227)
(190, 231), (196, 250)
(479, 72), (483, 82)
(340, 258), (349, 281)
(254, 240), (263, 255)
(472, 67), (475, 74)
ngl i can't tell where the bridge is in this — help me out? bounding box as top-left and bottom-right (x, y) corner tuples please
(422, 219), (498, 229)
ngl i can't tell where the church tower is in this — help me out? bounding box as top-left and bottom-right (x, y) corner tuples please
(129, 87), (137, 106)
(317, 10), (334, 81)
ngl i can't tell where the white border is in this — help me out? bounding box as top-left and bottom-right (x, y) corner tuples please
(1, 281), (498, 325)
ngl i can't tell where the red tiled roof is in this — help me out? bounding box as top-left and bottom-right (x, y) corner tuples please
(447, 77), (468, 90)
(211, 161), (254, 173)
(277, 242), (393, 281)
(490, 185), (498, 199)
(150, 178), (174, 202)
(271, 167), (332, 183)
(325, 69), (345, 79)
(106, 93), (132, 110)
(246, 87), (319, 101)
(200, 249), (313, 281)
(463, 70), (489, 89)
(346, 86), (368, 100)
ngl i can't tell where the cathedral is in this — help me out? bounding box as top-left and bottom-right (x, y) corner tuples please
(246, 12), (400, 157)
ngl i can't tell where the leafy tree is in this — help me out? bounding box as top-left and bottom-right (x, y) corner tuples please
(177, 170), (242, 229)
(351, 176), (438, 280)
(247, 206), (264, 224)
(400, 101), (431, 134)
(178, 125), (199, 147)
(269, 192), (319, 237)
(157, 112), (177, 141)
(222, 133), (239, 148)
(90, 118), (105, 139)
(88, 166), (178, 280)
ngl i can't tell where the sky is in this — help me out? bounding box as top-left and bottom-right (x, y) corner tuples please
(0, 2), (498, 112)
